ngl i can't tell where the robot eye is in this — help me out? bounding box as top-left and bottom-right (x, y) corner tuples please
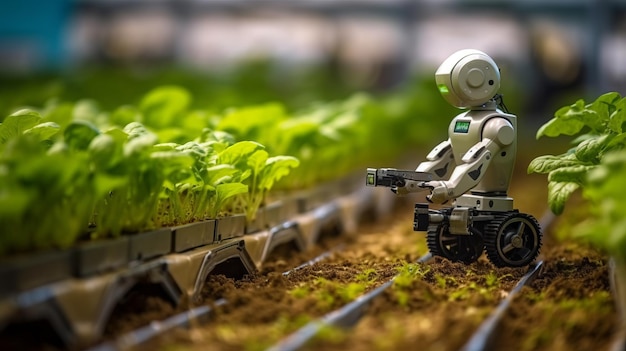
(488, 80), (494, 85)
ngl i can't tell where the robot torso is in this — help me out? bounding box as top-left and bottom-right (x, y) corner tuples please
(448, 108), (517, 196)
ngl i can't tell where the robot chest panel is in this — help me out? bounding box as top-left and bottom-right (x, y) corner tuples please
(449, 117), (481, 159)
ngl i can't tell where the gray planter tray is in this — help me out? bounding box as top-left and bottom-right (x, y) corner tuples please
(246, 201), (284, 234)
(73, 236), (130, 277)
(0, 249), (73, 299)
(215, 214), (246, 242)
(172, 220), (216, 253)
(129, 228), (172, 261)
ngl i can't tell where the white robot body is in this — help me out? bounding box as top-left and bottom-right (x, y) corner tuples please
(448, 109), (517, 196)
(373, 49), (543, 267)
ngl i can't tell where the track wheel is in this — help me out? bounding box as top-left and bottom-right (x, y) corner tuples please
(484, 213), (542, 267)
(426, 223), (483, 264)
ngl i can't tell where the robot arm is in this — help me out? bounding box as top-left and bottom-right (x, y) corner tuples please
(425, 117), (514, 203)
(394, 140), (453, 194)
(416, 139), (454, 179)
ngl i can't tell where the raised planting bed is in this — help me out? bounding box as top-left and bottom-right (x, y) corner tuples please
(0, 180), (388, 349)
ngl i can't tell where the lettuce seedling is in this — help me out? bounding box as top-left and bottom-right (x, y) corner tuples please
(218, 141), (299, 221)
(0, 135), (95, 254)
(0, 109), (43, 143)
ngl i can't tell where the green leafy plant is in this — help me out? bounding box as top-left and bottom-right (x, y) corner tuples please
(0, 71), (453, 255)
(574, 151), (626, 258)
(528, 92), (626, 214)
(0, 111), (94, 253)
(528, 92), (626, 259)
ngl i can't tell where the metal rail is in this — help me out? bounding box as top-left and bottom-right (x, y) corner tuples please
(266, 252), (433, 351)
(460, 261), (544, 351)
(459, 209), (555, 351)
(89, 299), (227, 351)
(267, 209), (557, 351)
(86, 247), (341, 351)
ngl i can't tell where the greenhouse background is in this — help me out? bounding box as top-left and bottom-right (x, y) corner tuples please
(2, 0), (626, 119)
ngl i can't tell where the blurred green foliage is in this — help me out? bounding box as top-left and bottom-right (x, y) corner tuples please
(0, 61), (352, 118)
(0, 63), (456, 255)
(529, 92), (626, 259)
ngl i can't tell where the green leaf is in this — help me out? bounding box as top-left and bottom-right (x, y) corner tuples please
(89, 133), (120, 170)
(536, 116), (585, 138)
(592, 92), (620, 113)
(42, 102), (74, 127)
(547, 181), (579, 215)
(586, 92), (620, 131)
(0, 109), (42, 143)
(216, 103), (286, 142)
(205, 164), (237, 185)
(92, 173), (128, 198)
(538, 93), (622, 139)
(259, 156), (300, 190)
(123, 122), (151, 139)
(608, 97), (626, 133)
(211, 182), (248, 218)
(200, 129), (235, 146)
(547, 165), (596, 185)
(23, 121), (61, 141)
(216, 182), (248, 200)
(606, 132), (626, 149)
(123, 133), (158, 157)
(574, 134), (610, 163)
(110, 105), (140, 127)
(73, 99), (101, 123)
(527, 153), (586, 174)
(140, 86), (191, 129)
(64, 120), (100, 150)
(218, 141), (264, 166)
(150, 150), (195, 171)
(153, 142), (179, 152)
(247, 149), (269, 177)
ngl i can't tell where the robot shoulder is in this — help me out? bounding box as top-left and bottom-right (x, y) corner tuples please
(482, 116), (515, 146)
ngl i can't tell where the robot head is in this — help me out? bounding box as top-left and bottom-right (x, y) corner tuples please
(435, 49), (500, 108)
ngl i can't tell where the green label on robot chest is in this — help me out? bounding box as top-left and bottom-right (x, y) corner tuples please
(454, 120), (471, 133)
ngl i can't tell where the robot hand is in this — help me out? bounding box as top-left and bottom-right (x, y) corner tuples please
(391, 180), (422, 195)
(419, 181), (450, 203)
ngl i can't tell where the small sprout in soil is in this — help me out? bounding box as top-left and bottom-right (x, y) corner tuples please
(485, 271), (499, 288)
(355, 268), (378, 285)
(394, 263), (431, 289)
(434, 274), (457, 289)
(289, 283), (311, 299)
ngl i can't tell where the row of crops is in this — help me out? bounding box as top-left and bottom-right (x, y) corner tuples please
(0, 69), (454, 257)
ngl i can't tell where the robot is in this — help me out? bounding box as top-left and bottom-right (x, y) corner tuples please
(366, 49), (541, 268)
